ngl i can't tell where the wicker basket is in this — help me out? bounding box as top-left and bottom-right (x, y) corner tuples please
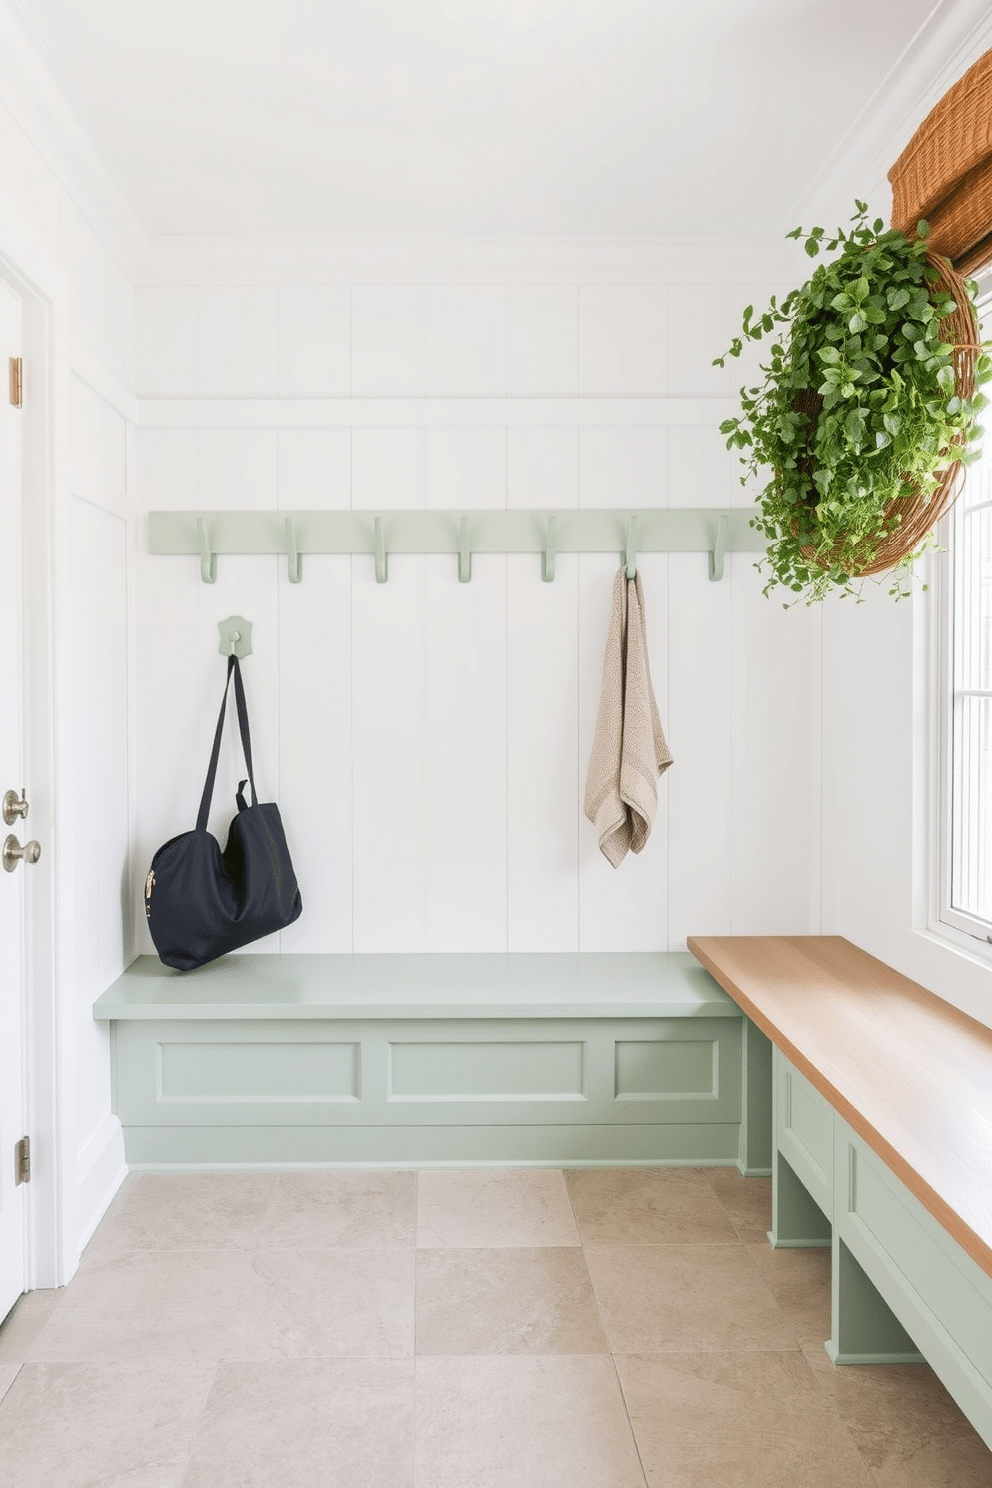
(793, 251), (980, 578)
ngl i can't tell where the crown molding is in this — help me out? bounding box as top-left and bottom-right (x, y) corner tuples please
(784, 0), (992, 232)
(0, 0), (152, 277)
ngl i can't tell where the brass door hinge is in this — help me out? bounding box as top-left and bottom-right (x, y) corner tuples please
(9, 357), (22, 408)
(14, 1135), (30, 1185)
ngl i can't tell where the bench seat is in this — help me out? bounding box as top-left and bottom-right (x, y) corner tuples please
(94, 951), (763, 1173)
(688, 934), (992, 1454)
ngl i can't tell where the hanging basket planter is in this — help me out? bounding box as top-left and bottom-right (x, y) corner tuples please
(715, 205), (991, 604)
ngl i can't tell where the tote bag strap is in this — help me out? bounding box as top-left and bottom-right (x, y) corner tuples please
(196, 656), (258, 832)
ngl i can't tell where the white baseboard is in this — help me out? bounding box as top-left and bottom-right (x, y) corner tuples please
(75, 1112), (127, 1256)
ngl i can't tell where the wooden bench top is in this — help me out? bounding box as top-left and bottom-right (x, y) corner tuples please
(93, 951), (739, 1022)
(687, 934), (992, 1281)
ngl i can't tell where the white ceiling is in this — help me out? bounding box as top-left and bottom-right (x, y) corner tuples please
(13, 0), (949, 241)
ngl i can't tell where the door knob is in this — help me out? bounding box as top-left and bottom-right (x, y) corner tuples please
(2, 789), (28, 825)
(2, 835), (41, 873)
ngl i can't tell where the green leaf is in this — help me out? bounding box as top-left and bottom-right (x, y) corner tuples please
(917, 219), (930, 238)
(805, 239), (820, 257)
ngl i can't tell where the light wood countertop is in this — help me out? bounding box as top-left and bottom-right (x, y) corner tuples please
(687, 935), (992, 1280)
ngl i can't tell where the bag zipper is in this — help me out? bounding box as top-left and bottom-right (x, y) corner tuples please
(145, 869), (155, 918)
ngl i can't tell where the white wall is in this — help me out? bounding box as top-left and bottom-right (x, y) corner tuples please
(1, 94), (133, 1257)
(131, 272), (818, 956)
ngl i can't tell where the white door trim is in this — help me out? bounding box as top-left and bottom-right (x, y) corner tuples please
(0, 196), (76, 1287)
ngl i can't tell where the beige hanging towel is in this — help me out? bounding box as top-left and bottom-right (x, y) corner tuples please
(584, 567), (673, 867)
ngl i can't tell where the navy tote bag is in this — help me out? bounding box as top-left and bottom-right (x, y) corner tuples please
(144, 654), (302, 971)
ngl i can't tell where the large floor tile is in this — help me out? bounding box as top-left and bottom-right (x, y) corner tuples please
(417, 1168), (580, 1247)
(182, 1359), (414, 1488)
(63, 1248), (254, 1312)
(26, 1300), (230, 1364)
(745, 1241), (832, 1349)
(0, 1360), (215, 1488)
(258, 1170), (417, 1247)
(0, 1288), (62, 1366)
(585, 1244), (796, 1352)
(224, 1248), (415, 1358)
(704, 1168), (773, 1242)
(802, 1345), (992, 1487)
(616, 1350), (875, 1487)
(416, 1247), (607, 1355)
(415, 1354), (646, 1488)
(84, 1172), (276, 1254)
(565, 1167), (740, 1245)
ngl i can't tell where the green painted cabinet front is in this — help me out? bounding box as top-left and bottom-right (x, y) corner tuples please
(112, 1014), (743, 1168)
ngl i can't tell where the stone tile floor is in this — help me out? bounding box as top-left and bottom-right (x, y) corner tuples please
(0, 1166), (989, 1486)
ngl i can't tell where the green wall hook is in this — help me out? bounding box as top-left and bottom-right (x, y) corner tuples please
(218, 615), (253, 659)
(709, 513), (729, 582)
(284, 517), (302, 583)
(197, 518), (216, 584)
(625, 515), (638, 579)
(374, 516), (387, 583)
(543, 515), (557, 582)
(458, 516), (472, 583)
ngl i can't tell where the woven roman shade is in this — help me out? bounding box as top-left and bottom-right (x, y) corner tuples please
(888, 47), (992, 275)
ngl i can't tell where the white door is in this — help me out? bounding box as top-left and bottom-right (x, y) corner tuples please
(0, 279), (28, 1324)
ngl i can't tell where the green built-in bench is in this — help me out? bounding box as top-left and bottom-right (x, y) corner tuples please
(92, 951), (773, 1172)
(688, 934), (992, 1455)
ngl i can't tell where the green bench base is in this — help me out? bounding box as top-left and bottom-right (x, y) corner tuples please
(770, 1046), (992, 1452)
(96, 953), (772, 1174)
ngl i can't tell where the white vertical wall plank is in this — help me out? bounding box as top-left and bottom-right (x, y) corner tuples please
(730, 556), (814, 933)
(133, 288), (197, 397)
(426, 427), (506, 509)
(352, 428), (427, 510)
(351, 286), (426, 395)
(197, 287), (278, 397)
(507, 552), (580, 949)
(70, 498), (129, 1138)
(666, 554), (732, 948)
(578, 285), (667, 395)
(668, 426), (738, 511)
(198, 428), (278, 511)
(507, 285), (578, 395)
(278, 555), (353, 951)
(507, 427), (578, 511)
(426, 285), (506, 395)
(61, 197), (129, 385)
(425, 553), (508, 950)
(667, 282), (733, 396)
(351, 554), (428, 951)
(579, 428), (668, 509)
(277, 285), (350, 396)
(277, 428), (351, 511)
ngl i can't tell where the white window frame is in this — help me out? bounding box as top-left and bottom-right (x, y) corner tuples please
(933, 272), (992, 952)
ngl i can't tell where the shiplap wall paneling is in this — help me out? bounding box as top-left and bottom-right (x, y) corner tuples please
(277, 553), (353, 953)
(351, 552), (428, 951)
(667, 550), (733, 949)
(425, 552), (508, 950)
(507, 551), (580, 951)
(507, 423), (581, 950)
(730, 556), (816, 933)
(70, 496), (129, 1141)
(276, 426), (353, 952)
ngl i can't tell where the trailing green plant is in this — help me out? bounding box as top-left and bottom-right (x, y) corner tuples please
(714, 202), (992, 603)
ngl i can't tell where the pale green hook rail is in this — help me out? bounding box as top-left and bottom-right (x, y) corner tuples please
(152, 509), (765, 586)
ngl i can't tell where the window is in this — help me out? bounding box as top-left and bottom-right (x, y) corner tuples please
(937, 279), (992, 944)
